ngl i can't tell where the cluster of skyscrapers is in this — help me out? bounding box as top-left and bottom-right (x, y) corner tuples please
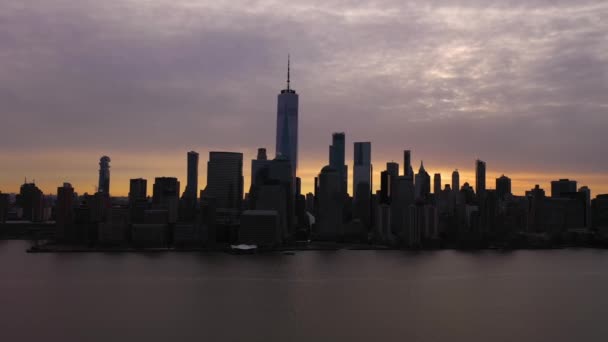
(2, 59), (608, 249)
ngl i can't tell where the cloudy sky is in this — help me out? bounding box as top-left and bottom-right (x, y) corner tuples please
(1, 0), (607, 196)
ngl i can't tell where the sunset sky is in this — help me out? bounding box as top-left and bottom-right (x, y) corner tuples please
(1, 0), (607, 197)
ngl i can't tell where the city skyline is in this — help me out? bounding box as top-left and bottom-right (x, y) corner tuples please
(1, 1), (607, 196)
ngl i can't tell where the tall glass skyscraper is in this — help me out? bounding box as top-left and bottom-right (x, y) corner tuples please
(275, 56), (299, 181)
(353, 142), (372, 198)
(184, 151), (199, 200)
(330, 132), (347, 194)
(476, 159), (486, 196)
(98, 156), (111, 195)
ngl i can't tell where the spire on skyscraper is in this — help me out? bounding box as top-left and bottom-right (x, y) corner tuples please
(287, 54), (291, 91)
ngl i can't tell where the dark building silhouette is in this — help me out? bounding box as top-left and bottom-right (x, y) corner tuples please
(98, 156), (111, 195)
(0, 192), (8, 223)
(316, 165), (343, 240)
(496, 175), (512, 199)
(452, 169), (460, 194)
(475, 159), (486, 196)
(329, 132), (347, 195)
(551, 179), (577, 198)
(129, 178), (148, 223)
(380, 170), (391, 204)
(17, 182), (44, 222)
(152, 177), (180, 223)
(184, 151), (199, 201)
(433, 173), (441, 194)
(403, 150), (413, 178)
(592, 195), (608, 232)
(414, 161), (430, 200)
(275, 55), (299, 183)
(206, 152), (243, 213)
(55, 183), (75, 241)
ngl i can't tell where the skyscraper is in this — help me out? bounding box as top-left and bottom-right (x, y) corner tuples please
(129, 178), (147, 202)
(329, 132), (347, 194)
(275, 56), (299, 182)
(496, 175), (512, 199)
(206, 152), (243, 211)
(152, 177), (180, 223)
(433, 173), (441, 194)
(251, 148), (271, 187)
(316, 165), (343, 240)
(551, 179), (577, 198)
(475, 159), (486, 196)
(184, 151), (199, 200)
(98, 156), (111, 195)
(415, 161), (431, 200)
(353, 142), (372, 199)
(55, 182), (74, 241)
(403, 150), (413, 178)
(452, 169), (460, 192)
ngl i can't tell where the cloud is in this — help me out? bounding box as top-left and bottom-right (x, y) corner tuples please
(0, 0), (606, 194)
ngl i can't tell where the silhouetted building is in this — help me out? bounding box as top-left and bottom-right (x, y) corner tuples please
(17, 182), (44, 222)
(475, 159), (486, 196)
(0, 192), (8, 223)
(206, 152), (243, 214)
(239, 210), (281, 247)
(592, 195), (608, 233)
(380, 171), (391, 204)
(98, 207), (129, 245)
(251, 148), (271, 187)
(414, 161), (430, 200)
(200, 194), (217, 247)
(129, 178), (148, 223)
(152, 177), (180, 223)
(496, 175), (511, 200)
(551, 179), (577, 198)
(183, 151), (199, 201)
(433, 173), (441, 194)
(275, 56), (299, 182)
(353, 142), (372, 199)
(579, 186), (591, 228)
(55, 183), (75, 241)
(403, 150), (413, 178)
(316, 166), (343, 240)
(329, 132), (347, 194)
(98, 156), (111, 195)
(452, 169), (460, 194)
(391, 176), (415, 239)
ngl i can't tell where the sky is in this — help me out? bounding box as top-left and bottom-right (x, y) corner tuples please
(1, 0), (607, 197)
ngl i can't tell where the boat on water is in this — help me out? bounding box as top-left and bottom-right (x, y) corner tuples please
(229, 244), (258, 254)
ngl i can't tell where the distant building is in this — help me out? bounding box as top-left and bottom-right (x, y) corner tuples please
(239, 210), (281, 247)
(16, 182), (44, 222)
(403, 150), (413, 178)
(206, 152), (243, 213)
(329, 132), (347, 194)
(551, 179), (577, 198)
(251, 148), (271, 187)
(275, 56), (299, 182)
(496, 175), (512, 200)
(183, 151), (199, 201)
(592, 195), (608, 233)
(98, 156), (111, 195)
(353, 142), (372, 199)
(433, 173), (441, 194)
(452, 169), (460, 194)
(316, 166), (343, 240)
(152, 177), (180, 223)
(55, 183), (75, 241)
(380, 170), (391, 204)
(0, 192), (8, 223)
(414, 161), (430, 200)
(475, 159), (486, 196)
(579, 186), (591, 228)
(129, 178), (148, 224)
(98, 207), (129, 245)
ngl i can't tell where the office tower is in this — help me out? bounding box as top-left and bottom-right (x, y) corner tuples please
(152, 177), (180, 223)
(55, 183), (74, 241)
(353, 142), (372, 199)
(452, 169), (460, 193)
(578, 186), (591, 227)
(433, 173), (441, 194)
(551, 179), (577, 198)
(16, 182), (44, 222)
(206, 152), (244, 211)
(248, 157), (294, 241)
(0, 192), (8, 224)
(391, 176), (416, 238)
(496, 175), (512, 200)
(403, 150), (413, 178)
(329, 132), (347, 194)
(415, 161), (431, 200)
(239, 210), (281, 247)
(475, 159), (486, 196)
(592, 195), (608, 230)
(129, 178), (147, 202)
(275, 56), (299, 182)
(316, 166), (343, 240)
(184, 151), (199, 200)
(251, 148), (271, 187)
(380, 171), (391, 204)
(386, 162), (399, 179)
(129, 178), (148, 223)
(98, 156), (111, 195)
